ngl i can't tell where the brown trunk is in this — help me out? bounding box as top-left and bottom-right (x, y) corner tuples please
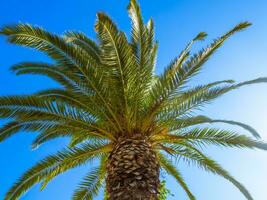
(106, 134), (160, 200)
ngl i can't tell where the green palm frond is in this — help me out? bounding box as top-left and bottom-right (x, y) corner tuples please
(72, 168), (102, 200)
(0, 24), (98, 73)
(40, 142), (109, 190)
(11, 61), (88, 88)
(0, 120), (55, 142)
(164, 115), (260, 138)
(159, 31), (208, 86)
(35, 88), (120, 132)
(159, 78), (267, 123)
(36, 89), (95, 110)
(64, 31), (101, 61)
(31, 125), (108, 149)
(170, 144), (253, 200)
(127, 0), (161, 128)
(166, 128), (267, 150)
(144, 22), (251, 123)
(1, 24), (123, 132)
(72, 155), (107, 200)
(158, 153), (196, 200)
(96, 12), (140, 132)
(141, 33), (208, 130)
(128, 0), (155, 83)
(128, 0), (144, 48)
(4, 143), (110, 200)
(1, 23), (97, 61)
(196, 116), (260, 138)
(0, 96), (108, 132)
(0, 95), (116, 145)
(207, 119), (260, 138)
(155, 79), (234, 121)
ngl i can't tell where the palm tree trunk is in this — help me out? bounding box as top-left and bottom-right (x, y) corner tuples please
(106, 134), (160, 200)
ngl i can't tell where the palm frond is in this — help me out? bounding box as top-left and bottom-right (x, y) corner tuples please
(203, 117), (260, 138)
(0, 96), (114, 141)
(1, 24), (122, 133)
(11, 62), (96, 99)
(4, 143), (110, 200)
(96, 12), (140, 132)
(168, 128), (267, 150)
(156, 79), (234, 120)
(143, 22), (251, 130)
(160, 77), (267, 122)
(31, 125), (108, 149)
(171, 144), (253, 200)
(128, 0), (144, 47)
(0, 23), (98, 72)
(36, 88), (117, 130)
(0, 120), (58, 142)
(158, 153), (196, 200)
(164, 115), (260, 138)
(72, 155), (107, 200)
(64, 31), (101, 61)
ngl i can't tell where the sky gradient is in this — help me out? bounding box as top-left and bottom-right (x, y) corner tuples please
(0, 0), (267, 199)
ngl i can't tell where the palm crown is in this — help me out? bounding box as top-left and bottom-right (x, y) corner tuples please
(1, 0), (267, 199)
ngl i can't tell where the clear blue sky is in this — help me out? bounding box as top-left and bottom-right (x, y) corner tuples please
(0, 0), (267, 199)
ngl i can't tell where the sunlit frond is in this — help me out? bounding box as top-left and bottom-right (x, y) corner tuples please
(4, 143), (110, 200)
(64, 31), (101, 61)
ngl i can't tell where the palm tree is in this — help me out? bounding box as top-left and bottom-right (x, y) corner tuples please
(0, 0), (267, 199)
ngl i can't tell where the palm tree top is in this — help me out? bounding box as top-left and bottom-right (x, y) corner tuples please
(0, 0), (267, 199)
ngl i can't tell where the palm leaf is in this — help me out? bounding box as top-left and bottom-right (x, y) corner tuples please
(171, 144), (253, 200)
(143, 23), (251, 130)
(160, 77), (267, 122)
(158, 153), (196, 200)
(72, 155), (107, 200)
(165, 115), (260, 138)
(167, 128), (267, 150)
(64, 31), (101, 61)
(4, 143), (110, 200)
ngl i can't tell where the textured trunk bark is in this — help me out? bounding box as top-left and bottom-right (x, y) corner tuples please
(106, 134), (160, 200)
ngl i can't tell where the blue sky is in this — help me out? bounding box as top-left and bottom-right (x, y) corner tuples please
(0, 0), (267, 199)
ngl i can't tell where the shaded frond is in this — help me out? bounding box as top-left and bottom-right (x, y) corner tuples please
(170, 128), (267, 150)
(160, 77), (267, 122)
(11, 62), (94, 97)
(0, 120), (59, 143)
(4, 143), (110, 200)
(203, 117), (260, 138)
(171, 145), (253, 200)
(72, 155), (107, 200)
(165, 115), (260, 138)
(0, 96), (113, 141)
(31, 125), (108, 149)
(158, 153), (196, 200)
